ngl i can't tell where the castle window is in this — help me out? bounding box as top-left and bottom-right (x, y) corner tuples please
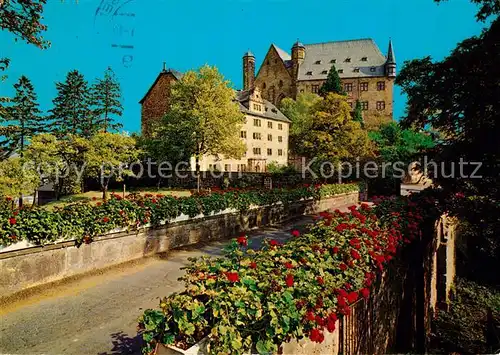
(268, 134), (272, 141)
(315, 60), (322, 64)
(278, 80), (283, 88)
(253, 132), (262, 140)
(361, 57), (368, 61)
(338, 69), (344, 74)
(377, 81), (386, 91)
(376, 101), (386, 110)
(253, 103), (262, 111)
(267, 148), (272, 156)
(360, 82), (369, 91)
(253, 119), (261, 127)
(330, 59), (336, 63)
(300, 89), (304, 93)
(268, 121), (273, 129)
(361, 101), (369, 110)
(253, 147), (261, 155)
(263, 82), (267, 89)
(278, 136), (283, 142)
(266, 60), (270, 65)
(344, 83), (353, 92)
(321, 70), (328, 74)
(345, 58), (351, 62)
(370, 67), (376, 72)
(306, 71), (313, 75)
(311, 84), (319, 94)
(278, 123), (283, 130)
(353, 68), (360, 73)
(240, 130), (247, 138)
(278, 149), (283, 156)
(224, 164), (230, 172)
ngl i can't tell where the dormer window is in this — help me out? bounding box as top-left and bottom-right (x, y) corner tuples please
(330, 59), (336, 63)
(345, 58), (351, 62)
(353, 68), (360, 73)
(370, 67), (376, 72)
(338, 69), (344, 73)
(306, 71), (313, 75)
(321, 70), (328, 74)
(361, 57), (368, 61)
(315, 60), (322, 64)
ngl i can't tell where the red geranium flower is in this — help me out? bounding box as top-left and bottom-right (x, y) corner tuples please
(237, 236), (248, 246)
(309, 328), (324, 343)
(285, 273), (294, 287)
(347, 291), (359, 303)
(317, 276), (324, 285)
(269, 239), (279, 247)
(249, 261), (257, 269)
(102, 217), (110, 223)
(332, 246), (339, 254)
(327, 319), (336, 333)
(315, 315), (325, 326)
(9, 217), (16, 225)
(350, 249), (361, 260)
(6, 196), (12, 201)
(225, 272), (239, 283)
(360, 288), (370, 299)
(306, 311), (315, 321)
(291, 229), (300, 237)
(339, 263), (348, 271)
(284, 262), (293, 269)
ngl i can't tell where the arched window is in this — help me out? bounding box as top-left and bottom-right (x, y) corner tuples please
(262, 82), (267, 89)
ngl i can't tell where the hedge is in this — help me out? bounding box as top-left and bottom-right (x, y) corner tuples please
(137, 193), (440, 355)
(0, 183), (360, 247)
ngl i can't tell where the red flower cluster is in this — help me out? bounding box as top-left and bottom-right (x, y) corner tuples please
(9, 217), (16, 225)
(237, 235), (248, 246)
(225, 272), (239, 283)
(102, 217), (110, 223)
(285, 273), (294, 287)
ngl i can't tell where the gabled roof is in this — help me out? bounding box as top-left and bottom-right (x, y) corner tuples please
(139, 69), (183, 104)
(298, 38), (387, 80)
(235, 89), (291, 123)
(272, 44), (291, 61)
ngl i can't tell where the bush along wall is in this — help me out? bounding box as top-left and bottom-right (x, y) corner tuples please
(137, 194), (441, 355)
(0, 183), (360, 248)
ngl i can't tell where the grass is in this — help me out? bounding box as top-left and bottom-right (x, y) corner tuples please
(42, 188), (191, 210)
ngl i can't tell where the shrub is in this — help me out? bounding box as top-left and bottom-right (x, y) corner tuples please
(138, 194), (439, 355)
(0, 183), (360, 247)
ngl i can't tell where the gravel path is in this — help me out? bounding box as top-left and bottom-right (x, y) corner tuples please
(0, 213), (328, 355)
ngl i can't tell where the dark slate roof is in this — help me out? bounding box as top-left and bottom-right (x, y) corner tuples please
(387, 39), (396, 64)
(298, 39), (387, 80)
(235, 89), (291, 123)
(139, 69), (183, 104)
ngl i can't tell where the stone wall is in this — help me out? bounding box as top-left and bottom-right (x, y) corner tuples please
(0, 193), (359, 300)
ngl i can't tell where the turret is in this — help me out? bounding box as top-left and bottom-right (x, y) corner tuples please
(243, 51), (255, 90)
(385, 39), (396, 78)
(291, 41), (305, 79)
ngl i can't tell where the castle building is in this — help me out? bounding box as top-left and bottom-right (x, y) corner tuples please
(243, 38), (396, 129)
(140, 68), (290, 172)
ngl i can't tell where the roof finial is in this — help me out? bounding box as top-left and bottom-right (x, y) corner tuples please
(162, 61), (167, 72)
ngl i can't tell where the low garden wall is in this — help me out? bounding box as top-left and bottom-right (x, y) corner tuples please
(0, 190), (359, 300)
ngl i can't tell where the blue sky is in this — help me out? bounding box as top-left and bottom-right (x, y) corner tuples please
(0, 0), (486, 133)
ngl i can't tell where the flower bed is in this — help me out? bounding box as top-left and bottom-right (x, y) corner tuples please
(0, 183), (360, 248)
(138, 194), (439, 355)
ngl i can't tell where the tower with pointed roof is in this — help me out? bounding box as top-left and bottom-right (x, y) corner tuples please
(385, 39), (396, 78)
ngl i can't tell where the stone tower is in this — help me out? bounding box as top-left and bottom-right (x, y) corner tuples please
(243, 51), (256, 90)
(385, 39), (396, 78)
(291, 41), (305, 96)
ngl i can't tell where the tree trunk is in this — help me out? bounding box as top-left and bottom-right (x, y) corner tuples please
(102, 183), (108, 201)
(32, 189), (37, 207)
(18, 193), (23, 209)
(196, 156), (201, 192)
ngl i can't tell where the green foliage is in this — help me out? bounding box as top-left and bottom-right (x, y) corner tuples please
(0, 156), (39, 199)
(162, 65), (246, 188)
(0, 183), (360, 247)
(319, 64), (345, 97)
(280, 93), (322, 156)
(138, 194), (438, 354)
(49, 70), (93, 137)
(352, 100), (363, 128)
(431, 278), (500, 354)
(89, 67), (123, 133)
(301, 93), (373, 163)
(0, 75), (44, 155)
(266, 161), (297, 175)
(369, 121), (435, 165)
(0, 0), (49, 48)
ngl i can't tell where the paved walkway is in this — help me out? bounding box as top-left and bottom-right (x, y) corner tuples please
(0, 213), (326, 355)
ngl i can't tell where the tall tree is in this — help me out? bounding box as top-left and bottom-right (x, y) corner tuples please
(0, 76), (44, 156)
(280, 93), (322, 156)
(319, 64), (345, 96)
(301, 93), (373, 163)
(49, 70), (93, 137)
(352, 100), (364, 128)
(90, 67), (123, 132)
(164, 65), (246, 190)
(0, 0), (49, 48)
